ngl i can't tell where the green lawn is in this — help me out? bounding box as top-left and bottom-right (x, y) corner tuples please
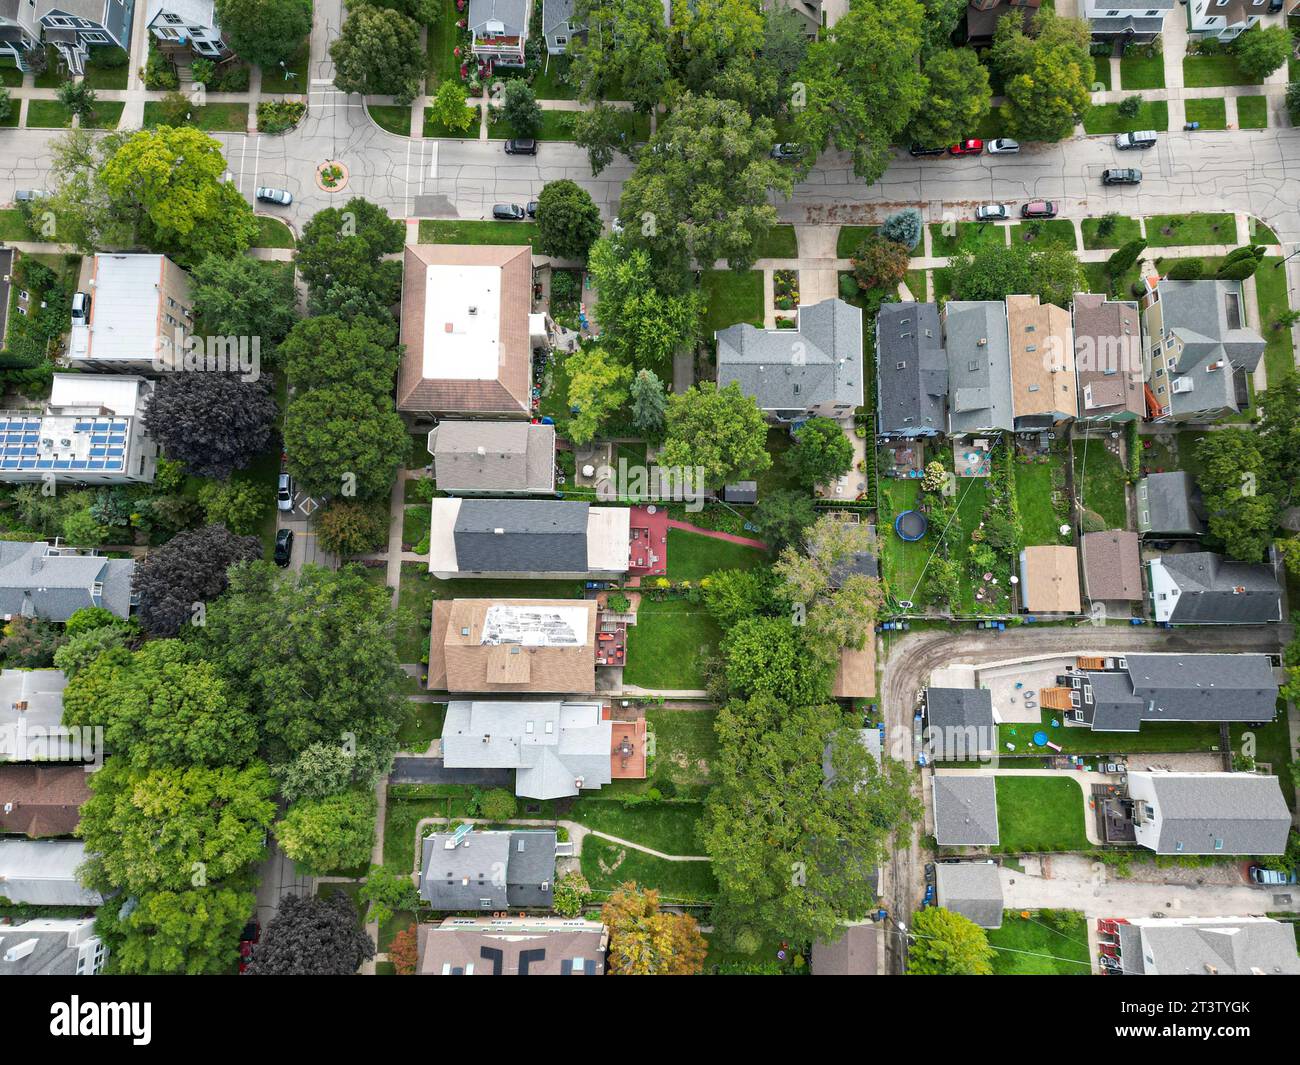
(756, 224), (797, 259)
(623, 597), (722, 690)
(836, 225), (878, 258)
(1017, 218), (1076, 251)
(1144, 212), (1235, 247)
(999, 709), (1222, 757)
(1250, 217), (1279, 245)
(141, 101), (248, 132)
(261, 37), (309, 95)
(1015, 458), (1069, 546)
(929, 221), (1008, 259)
(425, 1), (461, 87)
(1183, 54), (1262, 89)
(755, 426), (802, 500)
(1119, 55), (1165, 90)
(1184, 98), (1227, 131)
(531, 55), (577, 100)
(82, 48), (130, 89)
(700, 269), (764, 332)
(402, 504), (431, 549)
(647, 708), (716, 798)
(423, 106), (480, 138)
(368, 103), (412, 135)
(397, 700), (445, 752)
(1092, 55), (1111, 91)
(1236, 95), (1269, 130)
(579, 835), (718, 902)
(994, 775), (1090, 853)
(0, 210), (31, 242)
(25, 100), (71, 128)
(879, 479), (930, 606)
(254, 215), (296, 249)
(488, 108), (649, 143)
(81, 102), (124, 130)
(417, 219), (539, 246)
(905, 269), (928, 300)
(1255, 258), (1296, 388)
(988, 910), (1092, 975)
(0, 62), (22, 88)
(1072, 437), (1128, 529)
(1081, 214), (1141, 250)
(665, 528), (765, 581)
(1232, 709), (1296, 811)
(1083, 99), (1168, 135)
(932, 267), (953, 303)
(568, 798), (707, 855)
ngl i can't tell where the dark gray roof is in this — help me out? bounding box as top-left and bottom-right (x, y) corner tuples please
(541, 0), (575, 33)
(932, 775), (1000, 846)
(943, 302), (1014, 434)
(715, 299), (863, 412)
(925, 688), (995, 759)
(0, 541), (134, 622)
(876, 302), (947, 434)
(1137, 472), (1206, 537)
(1123, 653), (1277, 724)
(1086, 670), (1147, 732)
(934, 862), (1003, 928)
(1127, 919), (1300, 976)
(1156, 552), (1282, 625)
(810, 924), (880, 975)
(453, 498), (590, 573)
(419, 829), (557, 910)
(1138, 773), (1290, 855)
(1157, 280), (1266, 418)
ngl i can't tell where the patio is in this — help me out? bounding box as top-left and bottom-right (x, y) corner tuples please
(954, 438), (992, 478)
(882, 441), (925, 480)
(627, 504), (669, 577)
(974, 655), (1077, 725)
(610, 718), (648, 780)
(816, 421), (870, 502)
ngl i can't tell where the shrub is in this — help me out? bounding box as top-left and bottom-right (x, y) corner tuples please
(258, 100), (305, 135)
(1117, 95), (1142, 119)
(144, 46), (179, 91)
(1165, 258), (1203, 281)
(216, 64), (250, 92)
(880, 207), (923, 250)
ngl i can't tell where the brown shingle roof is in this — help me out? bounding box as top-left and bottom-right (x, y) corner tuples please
(0, 764), (91, 837)
(416, 917), (608, 975)
(832, 627), (876, 699)
(811, 924), (880, 975)
(1081, 530), (1143, 601)
(397, 244), (533, 415)
(1007, 294), (1076, 421)
(1073, 293), (1144, 420)
(1021, 545), (1082, 614)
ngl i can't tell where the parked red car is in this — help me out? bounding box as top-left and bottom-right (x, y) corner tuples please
(948, 139), (984, 156)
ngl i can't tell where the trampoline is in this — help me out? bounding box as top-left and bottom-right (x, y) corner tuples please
(894, 510), (928, 542)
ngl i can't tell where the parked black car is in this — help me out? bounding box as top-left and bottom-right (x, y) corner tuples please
(1102, 168), (1142, 186)
(492, 203), (527, 221)
(504, 138), (538, 155)
(909, 143), (945, 157)
(274, 528), (294, 568)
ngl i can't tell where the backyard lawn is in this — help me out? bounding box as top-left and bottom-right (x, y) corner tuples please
(1015, 458), (1069, 546)
(1081, 214), (1141, 250)
(1119, 54), (1165, 90)
(417, 219), (539, 246)
(994, 775), (1089, 853)
(988, 910), (1092, 975)
(701, 269), (764, 332)
(1254, 258), (1295, 388)
(1236, 95), (1269, 130)
(1183, 54), (1262, 89)
(425, 1), (461, 87)
(1144, 212), (1235, 247)
(580, 835), (718, 902)
(623, 597), (722, 690)
(1072, 437), (1128, 529)
(1184, 98), (1227, 131)
(665, 528), (766, 581)
(879, 479), (929, 605)
(567, 798), (708, 855)
(999, 710), (1222, 758)
(1082, 100), (1168, 136)
(397, 701), (445, 752)
(1232, 709), (1296, 811)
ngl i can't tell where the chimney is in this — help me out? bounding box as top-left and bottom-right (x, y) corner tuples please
(476, 446), (487, 456)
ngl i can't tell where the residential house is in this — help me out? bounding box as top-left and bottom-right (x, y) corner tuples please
(875, 302), (947, 438)
(398, 244), (540, 420)
(811, 924), (881, 975)
(416, 916), (607, 975)
(1136, 471), (1206, 538)
(822, 727), (883, 788)
(0, 917), (107, 975)
(541, 0), (580, 54)
(943, 301), (1014, 436)
(832, 627), (876, 700)
(440, 699), (613, 800)
(1080, 529), (1143, 602)
(0, 840), (102, 906)
(145, 0), (227, 60)
(1083, 0), (1173, 44)
(0, 763), (91, 837)
(1127, 771), (1290, 855)
(1052, 652), (1278, 732)
(924, 687), (996, 761)
(468, 0), (531, 68)
(428, 498), (630, 580)
(1006, 294), (1076, 431)
(934, 862), (1003, 929)
(1111, 916), (1300, 975)
(419, 828), (556, 910)
(428, 598), (599, 695)
(715, 299), (863, 423)
(0, 540), (136, 622)
(1018, 545), (1082, 614)
(427, 420), (556, 496)
(1141, 278), (1266, 423)
(1072, 292), (1144, 424)
(1187, 0), (1266, 41)
(0, 0), (132, 75)
(965, 0), (1039, 45)
(1147, 550), (1282, 625)
(0, 668), (67, 762)
(932, 774), (1000, 847)
(68, 253), (194, 372)
(0, 375), (158, 485)
(766, 0), (824, 36)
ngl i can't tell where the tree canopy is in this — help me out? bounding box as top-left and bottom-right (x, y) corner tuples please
(142, 372), (279, 481)
(908, 907), (995, 975)
(659, 381), (771, 488)
(248, 891), (375, 975)
(131, 523), (263, 637)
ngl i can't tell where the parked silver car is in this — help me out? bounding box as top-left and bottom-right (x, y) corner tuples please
(255, 186), (293, 206)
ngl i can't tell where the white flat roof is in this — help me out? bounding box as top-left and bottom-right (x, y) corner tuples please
(480, 604), (590, 647)
(422, 263), (503, 382)
(49, 373), (147, 417)
(70, 254), (167, 363)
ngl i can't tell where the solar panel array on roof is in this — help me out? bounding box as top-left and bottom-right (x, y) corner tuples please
(0, 415), (128, 473)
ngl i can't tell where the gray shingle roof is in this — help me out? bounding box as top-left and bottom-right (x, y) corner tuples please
(0, 668), (66, 759)
(1124, 653), (1277, 723)
(715, 299), (863, 413)
(453, 498), (590, 573)
(469, 0), (529, 34)
(1127, 919), (1300, 976)
(810, 924), (880, 975)
(1135, 772), (1290, 855)
(1137, 472), (1206, 537)
(1157, 280), (1266, 418)
(932, 774), (1000, 846)
(1155, 551), (1282, 624)
(1081, 530), (1143, 601)
(0, 541), (134, 622)
(943, 301), (1014, 434)
(935, 862), (1004, 928)
(420, 829), (557, 910)
(876, 302), (947, 434)
(925, 688), (995, 760)
(0, 920), (99, 976)
(429, 421), (556, 494)
(542, 0), (574, 33)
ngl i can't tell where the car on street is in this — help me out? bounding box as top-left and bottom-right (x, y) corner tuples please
(14, 189), (48, 203)
(986, 138), (1020, 155)
(255, 187), (292, 206)
(274, 528), (294, 568)
(949, 138), (984, 156)
(525, 201), (539, 218)
(504, 138), (538, 156)
(1020, 200), (1058, 219)
(1114, 130), (1158, 150)
(238, 920), (260, 975)
(909, 143), (946, 157)
(974, 204), (1010, 222)
(770, 142), (804, 160)
(1249, 865), (1298, 886)
(491, 203), (527, 221)
(277, 473), (294, 512)
(1102, 168), (1142, 186)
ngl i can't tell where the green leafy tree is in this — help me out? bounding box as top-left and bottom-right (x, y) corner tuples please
(536, 179), (603, 261)
(428, 78), (477, 134)
(191, 254), (299, 352)
(720, 617), (831, 704)
(57, 80), (97, 119)
(751, 488), (818, 551)
(1194, 430), (1278, 562)
(881, 207), (923, 250)
(565, 345), (633, 445)
(284, 384), (409, 500)
(1166, 258), (1204, 281)
(1258, 370), (1300, 502)
(552, 871), (592, 918)
(296, 198), (405, 311)
(1107, 238), (1147, 276)
(660, 381), (771, 488)
(992, 10), (1093, 143)
(499, 79), (542, 138)
(794, 0), (927, 183)
(1234, 25), (1293, 79)
(271, 741), (386, 802)
(908, 907), (995, 975)
(358, 864), (421, 926)
(587, 237), (702, 372)
(198, 479), (271, 536)
(570, 0), (670, 113)
(602, 882), (708, 974)
(790, 416), (854, 489)
(909, 48), (991, 148)
(282, 314), (399, 394)
(98, 884), (258, 975)
(949, 241), (1085, 306)
(53, 623), (134, 679)
(331, 5), (423, 103)
(474, 788), (518, 820)
(669, 0), (766, 98)
(215, 0), (311, 67)
(851, 234), (911, 293)
(315, 499), (390, 556)
(277, 787), (377, 874)
(629, 368), (668, 438)
(571, 102), (628, 176)
(702, 567), (771, 627)
(0, 87), (11, 125)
